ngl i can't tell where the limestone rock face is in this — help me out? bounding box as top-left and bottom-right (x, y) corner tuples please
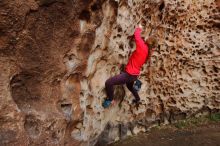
(0, 0), (219, 145)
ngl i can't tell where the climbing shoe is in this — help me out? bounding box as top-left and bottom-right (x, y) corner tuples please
(132, 98), (141, 110)
(132, 98), (140, 104)
(102, 99), (115, 108)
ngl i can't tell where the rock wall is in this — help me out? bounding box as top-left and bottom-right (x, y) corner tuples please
(0, 0), (219, 145)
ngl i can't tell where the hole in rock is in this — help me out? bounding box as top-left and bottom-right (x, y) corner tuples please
(214, 78), (218, 82)
(213, 23), (220, 29)
(119, 44), (124, 50)
(95, 45), (100, 49)
(10, 72), (40, 109)
(153, 89), (157, 94)
(169, 97), (176, 104)
(141, 20), (146, 27)
(68, 54), (76, 61)
(176, 50), (183, 56)
(118, 26), (122, 32)
(213, 66), (218, 73)
(157, 45), (161, 51)
(214, 86), (219, 90)
(197, 25), (203, 29)
(86, 105), (93, 109)
(119, 54), (123, 59)
(202, 69), (207, 74)
(178, 88), (184, 94)
(91, 3), (101, 11)
(117, 34), (121, 37)
(159, 1), (165, 11)
(80, 91), (84, 97)
(79, 10), (91, 21)
(209, 44), (214, 48)
(61, 103), (72, 121)
(203, 5), (208, 8)
(159, 14), (163, 20)
(212, 9), (217, 13)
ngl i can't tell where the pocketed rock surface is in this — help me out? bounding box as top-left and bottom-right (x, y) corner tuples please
(0, 0), (219, 145)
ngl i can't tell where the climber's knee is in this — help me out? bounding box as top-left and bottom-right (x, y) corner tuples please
(105, 79), (112, 88)
(126, 82), (134, 91)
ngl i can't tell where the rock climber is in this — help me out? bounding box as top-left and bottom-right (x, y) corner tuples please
(103, 25), (158, 108)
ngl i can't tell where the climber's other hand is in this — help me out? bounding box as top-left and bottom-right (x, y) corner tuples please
(138, 23), (143, 29)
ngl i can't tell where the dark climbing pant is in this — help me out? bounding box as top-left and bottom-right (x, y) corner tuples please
(105, 71), (140, 101)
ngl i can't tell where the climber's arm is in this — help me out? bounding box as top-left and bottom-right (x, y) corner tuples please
(134, 27), (145, 49)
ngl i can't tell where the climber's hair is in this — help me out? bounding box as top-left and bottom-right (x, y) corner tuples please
(145, 36), (158, 49)
(144, 36), (158, 64)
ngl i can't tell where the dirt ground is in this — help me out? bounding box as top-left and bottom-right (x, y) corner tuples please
(109, 122), (220, 146)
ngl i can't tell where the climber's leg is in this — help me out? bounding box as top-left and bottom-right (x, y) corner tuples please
(105, 72), (129, 101)
(126, 81), (140, 103)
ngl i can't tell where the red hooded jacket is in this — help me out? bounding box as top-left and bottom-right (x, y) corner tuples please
(125, 27), (149, 75)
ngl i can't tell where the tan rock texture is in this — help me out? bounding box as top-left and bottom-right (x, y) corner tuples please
(0, 0), (219, 145)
